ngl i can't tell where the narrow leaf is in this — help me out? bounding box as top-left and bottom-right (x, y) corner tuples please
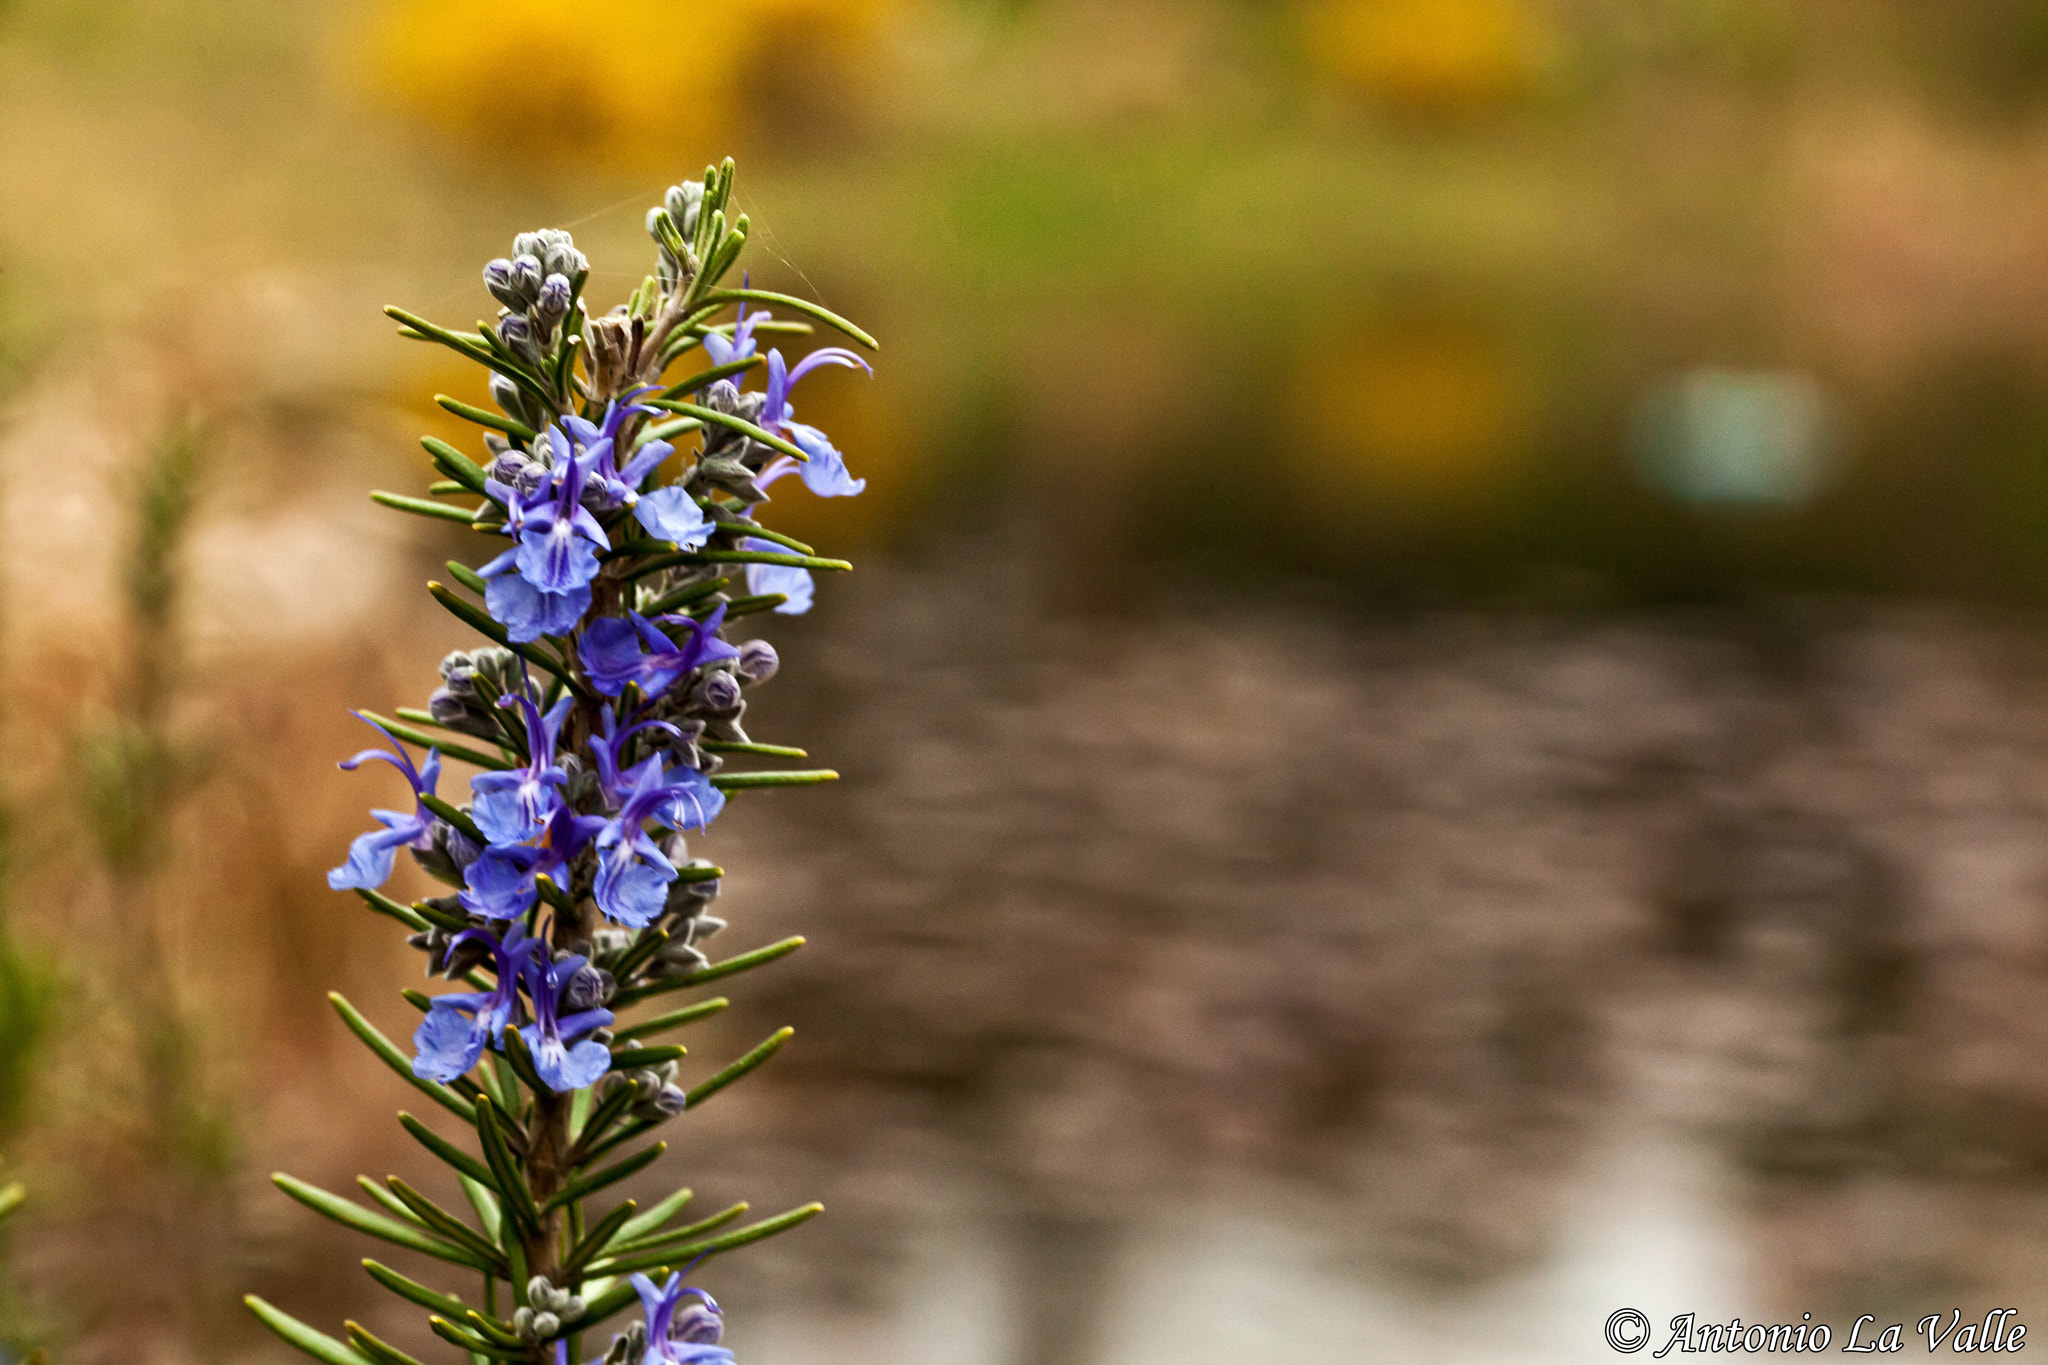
(684, 1028), (793, 1109)
(605, 1201), (748, 1259)
(553, 1142), (664, 1210)
(418, 793), (487, 847)
(640, 400), (810, 463)
(387, 1177), (508, 1269)
(611, 937), (805, 1007)
(435, 397), (536, 442)
(360, 1259), (476, 1322)
(562, 1199), (638, 1276)
(429, 1317), (525, 1361)
(330, 993), (476, 1123)
(352, 888), (429, 932)
(347, 1321), (429, 1365)
(711, 770), (838, 790)
(272, 1174), (490, 1270)
(700, 741), (807, 758)
(444, 560), (490, 596)
(614, 1187), (694, 1245)
(398, 1112), (496, 1188)
(359, 711), (513, 773)
(610, 997), (730, 1043)
(245, 1296), (376, 1365)
(474, 1097), (542, 1234)
(581, 1203), (824, 1284)
(372, 491), (482, 526)
(606, 1046), (685, 1072)
(694, 289), (878, 349)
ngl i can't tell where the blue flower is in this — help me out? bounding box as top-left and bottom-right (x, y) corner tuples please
(752, 345), (871, 501)
(328, 715), (444, 891)
(699, 302), (766, 372)
(478, 429), (609, 640)
(578, 605), (741, 700)
(627, 1272), (735, 1365)
(560, 394), (714, 549)
(591, 755), (721, 928)
(411, 920), (544, 1083)
(483, 573), (591, 644)
(741, 540), (814, 616)
(458, 843), (544, 921)
(519, 951), (615, 1092)
(470, 690), (573, 845)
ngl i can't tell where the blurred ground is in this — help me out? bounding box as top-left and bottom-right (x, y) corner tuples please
(11, 2), (2048, 1363)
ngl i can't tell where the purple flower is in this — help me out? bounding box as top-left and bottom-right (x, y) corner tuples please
(578, 606), (740, 700)
(591, 756), (715, 928)
(752, 345), (870, 501)
(558, 395), (714, 550)
(470, 691), (573, 845)
(740, 540), (814, 616)
(477, 428), (610, 639)
(699, 303), (766, 371)
(459, 843), (544, 921)
(328, 715), (444, 891)
(627, 1273), (734, 1365)
(482, 574), (590, 644)
(519, 951), (615, 1092)
(412, 920), (545, 1083)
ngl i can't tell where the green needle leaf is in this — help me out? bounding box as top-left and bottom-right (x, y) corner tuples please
(710, 770), (839, 790)
(656, 355), (762, 401)
(422, 437), (495, 493)
(577, 1202), (824, 1289)
(639, 400), (810, 463)
(611, 936), (805, 1007)
(613, 1187), (694, 1244)
(330, 993), (476, 1123)
(429, 1316), (525, 1361)
(435, 397), (537, 442)
(386, 1177), (508, 1268)
(609, 997), (730, 1042)
(372, 491), (483, 526)
(360, 1259), (477, 1322)
(693, 289), (878, 350)
(398, 1111), (496, 1188)
(351, 888), (430, 932)
(700, 741), (807, 758)
(358, 711), (514, 772)
(562, 1199), (639, 1276)
(418, 793), (488, 846)
(474, 1096), (543, 1235)
(272, 1174), (492, 1271)
(244, 1296), (377, 1365)
(347, 1321), (430, 1365)
(550, 1141), (665, 1211)
(684, 1027), (793, 1109)
(602, 1201), (749, 1259)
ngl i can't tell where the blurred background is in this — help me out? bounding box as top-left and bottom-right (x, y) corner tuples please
(10, 1), (2048, 1362)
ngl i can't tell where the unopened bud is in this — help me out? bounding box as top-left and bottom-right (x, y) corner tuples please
(483, 258), (521, 309)
(536, 273), (573, 324)
(736, 638), (779, 684)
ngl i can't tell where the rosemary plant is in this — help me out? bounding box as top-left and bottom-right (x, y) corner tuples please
(245, 160), (875, 1365)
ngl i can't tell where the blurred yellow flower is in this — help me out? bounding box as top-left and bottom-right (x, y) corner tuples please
(1287, 318), (1526, 512)
(367, 0), (895, 166)
(1302, 0), (1545, 113)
